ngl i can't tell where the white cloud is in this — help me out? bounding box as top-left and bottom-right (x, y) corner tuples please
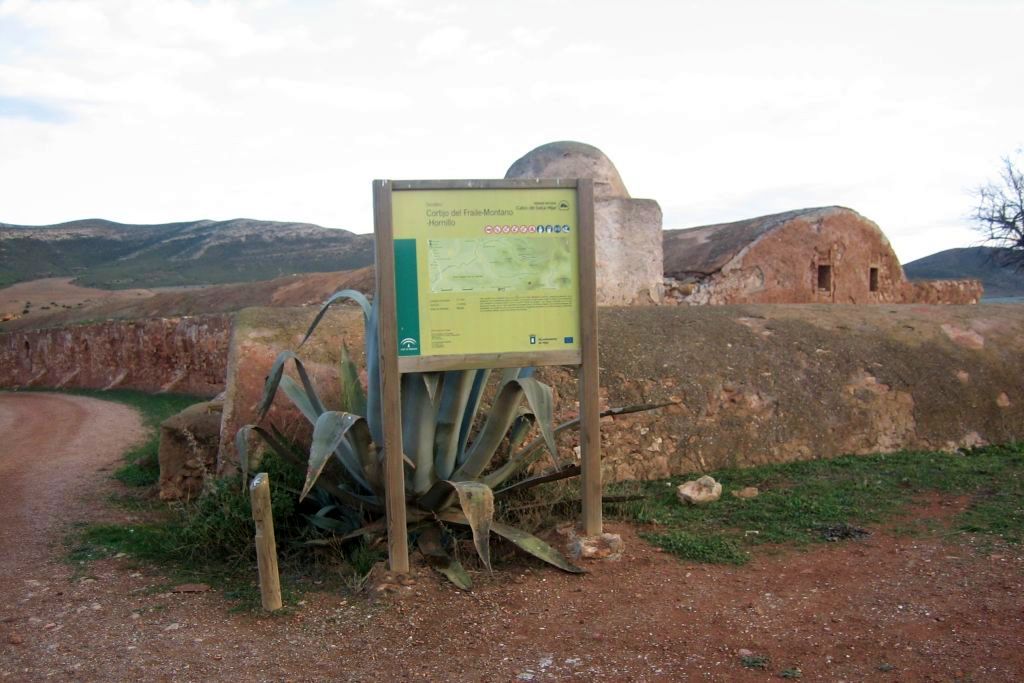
(0, 0), (1020, 264)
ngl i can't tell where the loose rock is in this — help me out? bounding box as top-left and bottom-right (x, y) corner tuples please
(676, 476), (722, 505)
(565, 529), (624, 561)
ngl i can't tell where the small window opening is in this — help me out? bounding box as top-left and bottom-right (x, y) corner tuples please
(817, 264), (832, 291)
(24, 340), (30, 355)
(869, 267), (879, 292)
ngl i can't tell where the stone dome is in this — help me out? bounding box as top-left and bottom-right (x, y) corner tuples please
(504, 141), (630, 201)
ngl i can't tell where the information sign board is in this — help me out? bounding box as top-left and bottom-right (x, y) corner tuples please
(372, 178), (602, 573)
(391, 186), (581, 366)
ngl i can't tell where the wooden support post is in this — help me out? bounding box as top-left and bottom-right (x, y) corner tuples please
(249, 473), (282, 611)
(576, 179), (603, 536)
(373, 180), (410, 574)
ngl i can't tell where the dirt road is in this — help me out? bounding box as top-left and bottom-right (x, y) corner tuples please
(1, 392), (1023, 681)
(0, 393), (145, 579)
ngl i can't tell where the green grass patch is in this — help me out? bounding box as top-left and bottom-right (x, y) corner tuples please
(610, 443), (1024, 565)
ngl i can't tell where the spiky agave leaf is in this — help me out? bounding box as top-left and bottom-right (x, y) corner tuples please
(445, 480), (494, 571)
(401, 373), (439, 495)
(455, 369), (490, 467)
(433, 370), (477, 480)
(279, 375), (320, 424)
(339, 343), (367, 416)
(305, 411), (373, 500)
(263, 424), (382, 512)
(417, 526), (472, 590)
(454, 376), (557, 481)
(257, 351), (322, 421)
(299, 289), (371, 348)
(436, 510), (584, 574)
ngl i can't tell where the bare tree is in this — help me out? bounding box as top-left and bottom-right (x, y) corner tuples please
(973, 150), (1024, 269)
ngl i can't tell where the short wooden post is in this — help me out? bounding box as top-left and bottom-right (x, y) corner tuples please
(249, 473), (282, 611)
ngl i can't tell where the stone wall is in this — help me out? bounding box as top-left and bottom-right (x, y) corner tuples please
(901, 279), (983, 305)
(219, 304), (1024, 481)
(0, 315), (230, 396)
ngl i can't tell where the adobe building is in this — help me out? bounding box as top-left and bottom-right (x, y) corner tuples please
(505, 141), (664, 305)
(662, 207), (983, 305)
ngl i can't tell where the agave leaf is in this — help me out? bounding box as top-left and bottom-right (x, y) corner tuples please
(437, 510), (584, 574)
(299, 289), (371, 348)
(454, 377), (555, 481)
(339, 343), (367, 416)
(235, 422), (298, 485)
(445, 480), (494, 571)
(305, 512), (359, 533)
(433, 370), (476, 480)
(433, 556), (472, 590)
(257, 350), (300, 420)
(262, 423), (382, 512)
(256, 351), (322, 421)
(507, 410), (535, 453)
(499, 367), (520, 387)
(421, 372), (443, 405)
(417, 526), (472, 590)
(279, 375), (320, 424)
(338, 508), (430, 542)
(306, 411), (370, 500)
(455, 369), (490, 466)
(515, 377), (556, 467)
(402, 373), (438, 495)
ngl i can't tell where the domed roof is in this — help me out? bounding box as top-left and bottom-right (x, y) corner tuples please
(505, 141), (630, 200)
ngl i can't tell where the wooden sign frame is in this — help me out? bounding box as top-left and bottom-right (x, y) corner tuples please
(373, 178), (601, 573)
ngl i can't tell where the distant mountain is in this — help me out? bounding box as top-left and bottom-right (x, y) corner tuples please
(903, 246), (1024, 299)
(0, 218), (374, 289)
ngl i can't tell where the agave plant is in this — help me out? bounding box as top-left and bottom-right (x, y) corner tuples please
(236, 289), (659, 587)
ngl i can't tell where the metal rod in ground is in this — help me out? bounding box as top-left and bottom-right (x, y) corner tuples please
(249, 472), (283, 611)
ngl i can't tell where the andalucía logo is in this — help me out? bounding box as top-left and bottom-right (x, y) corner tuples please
(400, 337), (418, 351)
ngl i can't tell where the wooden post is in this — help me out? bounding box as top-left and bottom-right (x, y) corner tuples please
(373, 179), (410, 574)
(576, 179), (603, 536)
(249, 473), (282, 611)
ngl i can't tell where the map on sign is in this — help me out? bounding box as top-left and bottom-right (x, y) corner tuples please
(390, 186), (581, 359)
(427, 237), (573, 293)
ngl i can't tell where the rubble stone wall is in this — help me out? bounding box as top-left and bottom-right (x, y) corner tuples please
(901, 279), (984, 305)
(0, 315), (230, 396)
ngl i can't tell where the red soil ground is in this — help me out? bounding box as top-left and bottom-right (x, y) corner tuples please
(1, 393), (1022, 681)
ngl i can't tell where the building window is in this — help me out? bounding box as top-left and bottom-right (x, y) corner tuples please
(869, 267), (879, 292)
(817, 264), (832, 291)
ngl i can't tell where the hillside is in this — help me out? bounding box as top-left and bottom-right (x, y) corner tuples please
(0, 267), (375, 332)
(0, 218), (374, 289)
(903, 247), (1024, 299)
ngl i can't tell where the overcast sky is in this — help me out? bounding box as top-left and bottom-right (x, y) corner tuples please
(1, 0), (1021, 263)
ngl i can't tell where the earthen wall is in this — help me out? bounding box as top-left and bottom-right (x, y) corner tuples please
(220, 305), (1024, 480)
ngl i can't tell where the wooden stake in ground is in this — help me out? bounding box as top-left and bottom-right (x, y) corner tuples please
(249, 473), (282, 611)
